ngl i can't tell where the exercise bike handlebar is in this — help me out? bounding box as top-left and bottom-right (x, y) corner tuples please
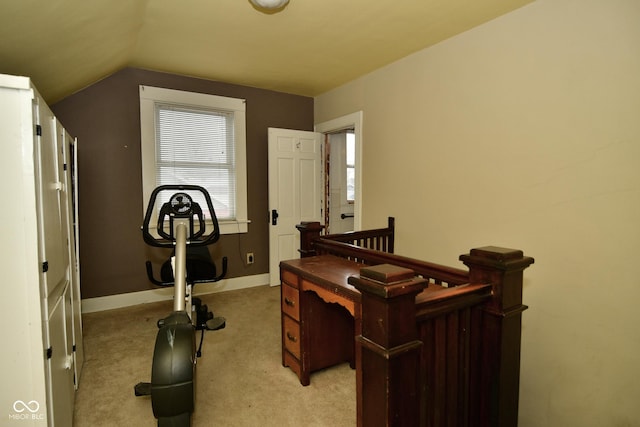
(142, 184), (221, 248)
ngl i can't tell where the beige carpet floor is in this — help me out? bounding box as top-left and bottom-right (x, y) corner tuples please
(74, 285), (356, 426)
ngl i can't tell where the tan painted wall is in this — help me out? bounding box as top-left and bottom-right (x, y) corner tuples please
(315, 0), (640, 425)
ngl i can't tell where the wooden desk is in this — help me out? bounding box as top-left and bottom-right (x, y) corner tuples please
(280, 255), (362, 387)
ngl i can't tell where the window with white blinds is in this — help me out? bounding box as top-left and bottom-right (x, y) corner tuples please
(140, 85), (248, 234)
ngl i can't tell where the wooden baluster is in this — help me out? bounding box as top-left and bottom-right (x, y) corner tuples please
(349, 264), (427, 427)
(459, 246), (534, 427)
(387, 217), (395, 253)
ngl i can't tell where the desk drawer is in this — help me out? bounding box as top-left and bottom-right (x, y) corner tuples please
(281, 283), (300, 321)
(281, 269), (298, 288)
(283, 315), (301, 359)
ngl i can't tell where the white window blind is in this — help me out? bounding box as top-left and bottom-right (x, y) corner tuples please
(156, 105), (236, 220)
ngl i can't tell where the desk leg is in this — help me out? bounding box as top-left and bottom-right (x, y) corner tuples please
(282, 350), (310, 386)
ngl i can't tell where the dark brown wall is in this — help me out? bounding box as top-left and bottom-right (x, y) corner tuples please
(52, 68), (314, 299)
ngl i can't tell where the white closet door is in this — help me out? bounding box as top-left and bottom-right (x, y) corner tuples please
(47, 285), (75, 427)
(34, 100), (68, 298)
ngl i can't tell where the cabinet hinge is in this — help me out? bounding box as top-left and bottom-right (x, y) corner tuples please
(64, 163), (68, 171)
(46, 347), (52, 359)
(36, 124), (42, 136)
(42, 261), (49, 273)
(73, 344), (76, 352)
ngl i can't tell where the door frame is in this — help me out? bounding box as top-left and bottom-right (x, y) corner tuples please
(315, 111), (363, 231)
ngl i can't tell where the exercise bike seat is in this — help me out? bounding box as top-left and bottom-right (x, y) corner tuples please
(147, 245), (227, 288)
(160, 246), (218, 284)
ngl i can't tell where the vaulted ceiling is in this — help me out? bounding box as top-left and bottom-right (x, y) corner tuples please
(0, 0), (532, 103)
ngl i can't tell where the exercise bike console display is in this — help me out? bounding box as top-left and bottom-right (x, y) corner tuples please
(136, 185), (227, 427)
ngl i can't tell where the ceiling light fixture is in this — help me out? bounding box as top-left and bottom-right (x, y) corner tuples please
(249, 0), (290, 11)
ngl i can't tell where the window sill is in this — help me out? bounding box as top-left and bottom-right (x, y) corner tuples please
(220, 219), (250, 234)
(147, 218), (250, 239)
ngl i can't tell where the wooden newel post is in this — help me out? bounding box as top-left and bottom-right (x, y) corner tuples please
(349, 264), (428, 427)
(296, 221), (324, 257)
(459, 246), (534, 427)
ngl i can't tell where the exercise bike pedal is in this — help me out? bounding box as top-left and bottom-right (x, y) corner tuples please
(194, 304), (214, 330)
(206, 316), (226, 331)
(134, 382), (152, 396)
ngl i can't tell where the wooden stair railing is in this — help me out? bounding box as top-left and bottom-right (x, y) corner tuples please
(295, 219), (535, 426)
(348, 247), (533, 427)
(297, 217), (394, 256)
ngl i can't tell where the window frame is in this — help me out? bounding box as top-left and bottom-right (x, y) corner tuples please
(139, 85), (248, 234)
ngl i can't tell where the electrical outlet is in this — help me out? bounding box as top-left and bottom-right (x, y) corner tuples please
(246, 252), (254, 264)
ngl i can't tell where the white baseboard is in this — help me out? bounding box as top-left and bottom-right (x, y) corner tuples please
(81, 273), (271, 313)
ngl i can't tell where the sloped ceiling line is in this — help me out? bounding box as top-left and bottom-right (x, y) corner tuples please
(0, 0), (533, 103)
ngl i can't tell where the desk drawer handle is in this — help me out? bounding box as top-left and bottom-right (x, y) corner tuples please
(284, 297), (295, 307)
(286, 332), (298, 343)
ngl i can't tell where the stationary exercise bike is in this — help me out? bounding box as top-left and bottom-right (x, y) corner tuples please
(135, 184), (227, 427)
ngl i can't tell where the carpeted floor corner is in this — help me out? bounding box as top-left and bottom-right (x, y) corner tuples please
(73, 285), (356, 426)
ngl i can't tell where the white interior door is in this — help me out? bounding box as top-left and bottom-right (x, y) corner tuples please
(268, 128), (322, 286)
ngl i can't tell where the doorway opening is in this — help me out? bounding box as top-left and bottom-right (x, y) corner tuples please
(324, 129), (355, 234)
(315, 111), (363, 234)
